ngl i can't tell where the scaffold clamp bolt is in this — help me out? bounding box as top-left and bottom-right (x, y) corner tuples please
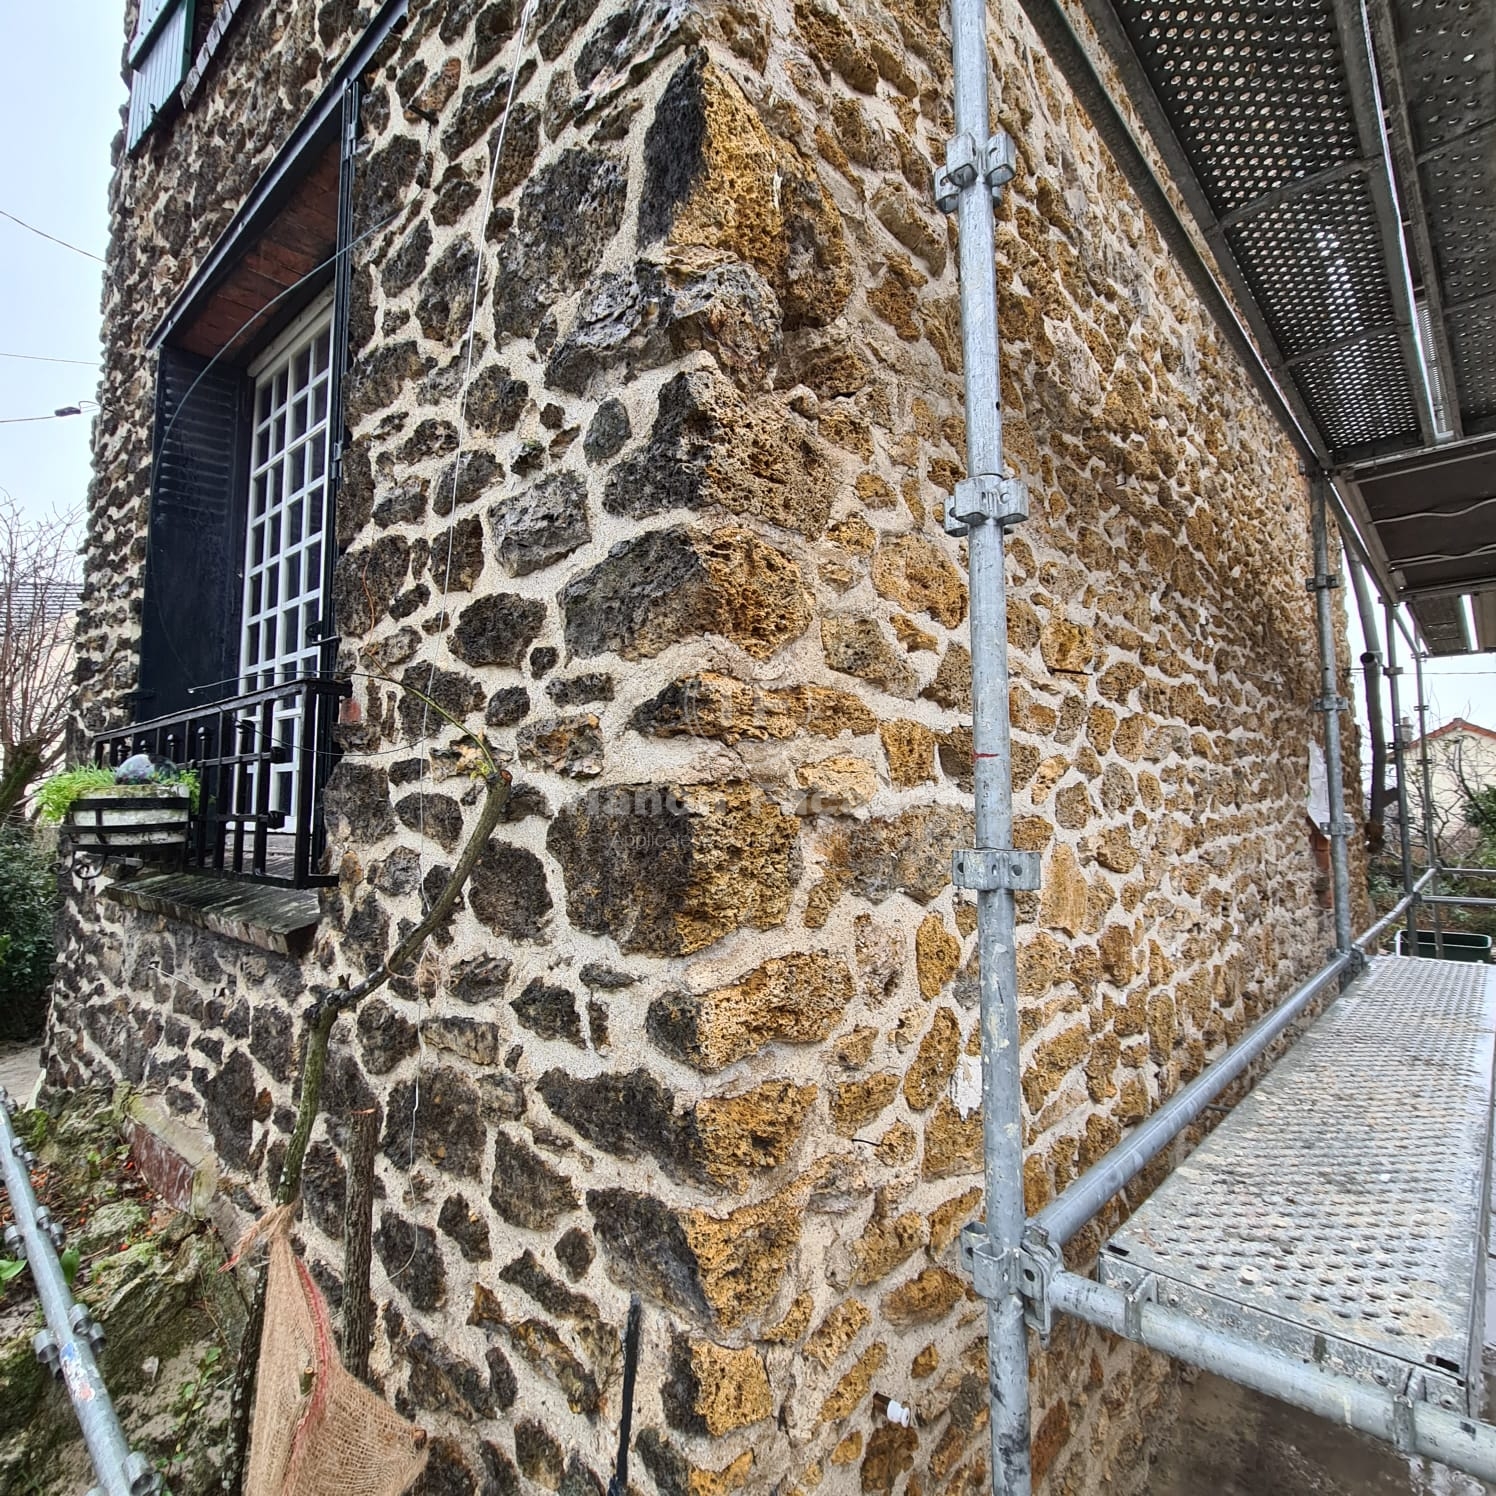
(984, 131), (1017, 197)
(953, 847), (1041, 891)
(933, 132), (980, 211)
(33, 1328), (59, 1377)
(944, 474), (1030, 535)
(69, 1303), (105, 1355)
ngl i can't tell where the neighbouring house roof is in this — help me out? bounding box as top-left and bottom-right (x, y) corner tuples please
(1418, 718), (1496, 747)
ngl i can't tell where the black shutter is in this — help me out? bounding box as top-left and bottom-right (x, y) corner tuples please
(136, 347), (248, 719)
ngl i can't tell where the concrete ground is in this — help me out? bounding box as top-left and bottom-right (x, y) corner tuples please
(0, 1041), (41, 1105)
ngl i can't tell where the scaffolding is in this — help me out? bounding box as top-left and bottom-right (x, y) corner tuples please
(934, 0), (1496, 1489)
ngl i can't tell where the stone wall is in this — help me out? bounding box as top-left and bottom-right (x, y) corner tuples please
(51, 0), (1365, 1493)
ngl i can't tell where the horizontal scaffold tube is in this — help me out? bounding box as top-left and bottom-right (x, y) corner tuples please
(1049, 1270), (1496, 1484)
(1029, 950), (1354, 1249)
(1424, 895), (1496, 908)
(1354, 867), (1436, 951)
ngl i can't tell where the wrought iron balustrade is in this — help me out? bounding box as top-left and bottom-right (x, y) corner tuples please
(92, 674), (351, 888)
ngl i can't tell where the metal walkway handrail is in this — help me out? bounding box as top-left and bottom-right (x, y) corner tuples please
(1027, 949), (1355, 1252)
(0, 1088), (159, 1496)
(1049, 1270), (1496, 1482)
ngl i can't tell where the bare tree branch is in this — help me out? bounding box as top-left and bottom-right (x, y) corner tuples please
(0, 492), (81, 821)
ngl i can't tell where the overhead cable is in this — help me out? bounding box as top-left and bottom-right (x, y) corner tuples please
(0, 208), (105, 263)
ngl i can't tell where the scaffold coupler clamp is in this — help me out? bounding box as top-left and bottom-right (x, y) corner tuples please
(3, 1224), (23, 1261)
(34, 1205), (64, 1250)
(0, 1086), (15, 1117)
(952, 847), (1041, 892)
(69, 1302), (105, 1356)
(1304, 571), (1341, 592)
(1017, 1226), (1063, 1342)
(943, 473), (1030, 538)
(1312, 694), (1349, 715)
(33, 1327), (60, 1376)
(1392, 1371), (1426, 1453)
(933, 129), (1017, 211)
(960, 1224), (1020, 1301)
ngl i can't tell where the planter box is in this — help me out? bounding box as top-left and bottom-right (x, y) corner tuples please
(66, 789), (191, 859)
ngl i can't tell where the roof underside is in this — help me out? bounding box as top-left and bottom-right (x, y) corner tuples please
(1075, 0), (1496, 653)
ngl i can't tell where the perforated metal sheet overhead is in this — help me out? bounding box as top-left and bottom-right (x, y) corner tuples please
(1389, 0), (1496, 429)
(1112, 0), (1426, 461)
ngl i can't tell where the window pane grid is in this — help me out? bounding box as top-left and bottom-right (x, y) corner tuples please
(240, 314), (333, 829)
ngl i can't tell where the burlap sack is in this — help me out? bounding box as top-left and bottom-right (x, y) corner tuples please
(232, 1205), (428, 1496)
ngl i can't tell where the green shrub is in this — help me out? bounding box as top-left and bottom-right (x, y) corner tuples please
(0, 827), (58, 1041)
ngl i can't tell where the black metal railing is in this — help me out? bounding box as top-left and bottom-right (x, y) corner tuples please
(92, 674), (351, 888)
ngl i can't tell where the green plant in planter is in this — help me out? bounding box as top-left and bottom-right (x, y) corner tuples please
(37, 761), (201, 823)
(36, 765), (117, 823)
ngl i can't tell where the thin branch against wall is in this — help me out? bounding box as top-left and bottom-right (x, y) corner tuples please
(0, 493), (80, 821)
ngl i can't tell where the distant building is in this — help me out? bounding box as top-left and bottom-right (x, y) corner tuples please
(1401, 718), (1496, 862)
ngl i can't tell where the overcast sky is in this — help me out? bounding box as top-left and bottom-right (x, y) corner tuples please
(0, 3), (122, 527)
(0, 2), (1489, 752)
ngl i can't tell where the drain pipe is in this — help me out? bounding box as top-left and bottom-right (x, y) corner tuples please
(1346, 554), (1388, 831)
(1309, 478), (1354, 955)
(0, 1089), (159, 1496)
(1384, 602), (1419, 955)
(1413, 650), (1446, 958)
(932, 0), (1033, 1490)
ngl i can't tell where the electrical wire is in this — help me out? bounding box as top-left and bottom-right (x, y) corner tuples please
(0, 352), (99, 367)
(399, 0), (543, 1283)
(0, 208), (105, 263)
(0, 409), (91, 426)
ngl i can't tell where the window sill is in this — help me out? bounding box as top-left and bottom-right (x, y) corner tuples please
(103, 870), (321, 957)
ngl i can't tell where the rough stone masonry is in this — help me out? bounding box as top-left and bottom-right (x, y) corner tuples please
(49, 0), (1365, 1492)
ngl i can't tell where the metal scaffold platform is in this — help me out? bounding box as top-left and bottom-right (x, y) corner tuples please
(1100, 955), (1496, 1418)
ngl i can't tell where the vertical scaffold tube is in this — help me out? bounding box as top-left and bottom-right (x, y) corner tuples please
(1413, 649), (1444, 957)
(1384, 602), (1418, 956)
(943, 1), (1032, 1490)
(1310, 480), (1353, 954)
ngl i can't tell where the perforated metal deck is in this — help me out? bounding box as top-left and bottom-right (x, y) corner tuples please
(1101, 956), (1496, 1414)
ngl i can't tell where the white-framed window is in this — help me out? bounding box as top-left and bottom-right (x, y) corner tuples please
(240, 293), (335, 825)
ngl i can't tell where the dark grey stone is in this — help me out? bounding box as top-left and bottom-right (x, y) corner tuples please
(324, 762), (397, 841)
(468, 365), (528, 434)
(639, 56), (706, 245)
(374, 1211), (446, 1311)
(395, 791), (464, 851)
(468, 841), (552, 939)
(492, 150), (627, 339)
(490, 1130), (578, 1229)
(559, 528), (701, 659)
(485, 686), (531, 727)
(511, 979), (583, 1046)
(449, 954), (513, 1004)
(449, 594), (547, 668)
(438, 1193), (492, 1262)
(488, 472), (590, 576)
(555, 1227), (595, 1281)
(583, 398), (631, 462)
(356, 998), (419, 1074)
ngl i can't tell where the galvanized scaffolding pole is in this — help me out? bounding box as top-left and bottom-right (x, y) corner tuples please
(0, 1089), (159, 1496)
(1413, 650), (1446, 958)
(1309, 478), (1354, 955)
(1384, 601), (1419, 955)
(932, 0), (1033, 1488)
